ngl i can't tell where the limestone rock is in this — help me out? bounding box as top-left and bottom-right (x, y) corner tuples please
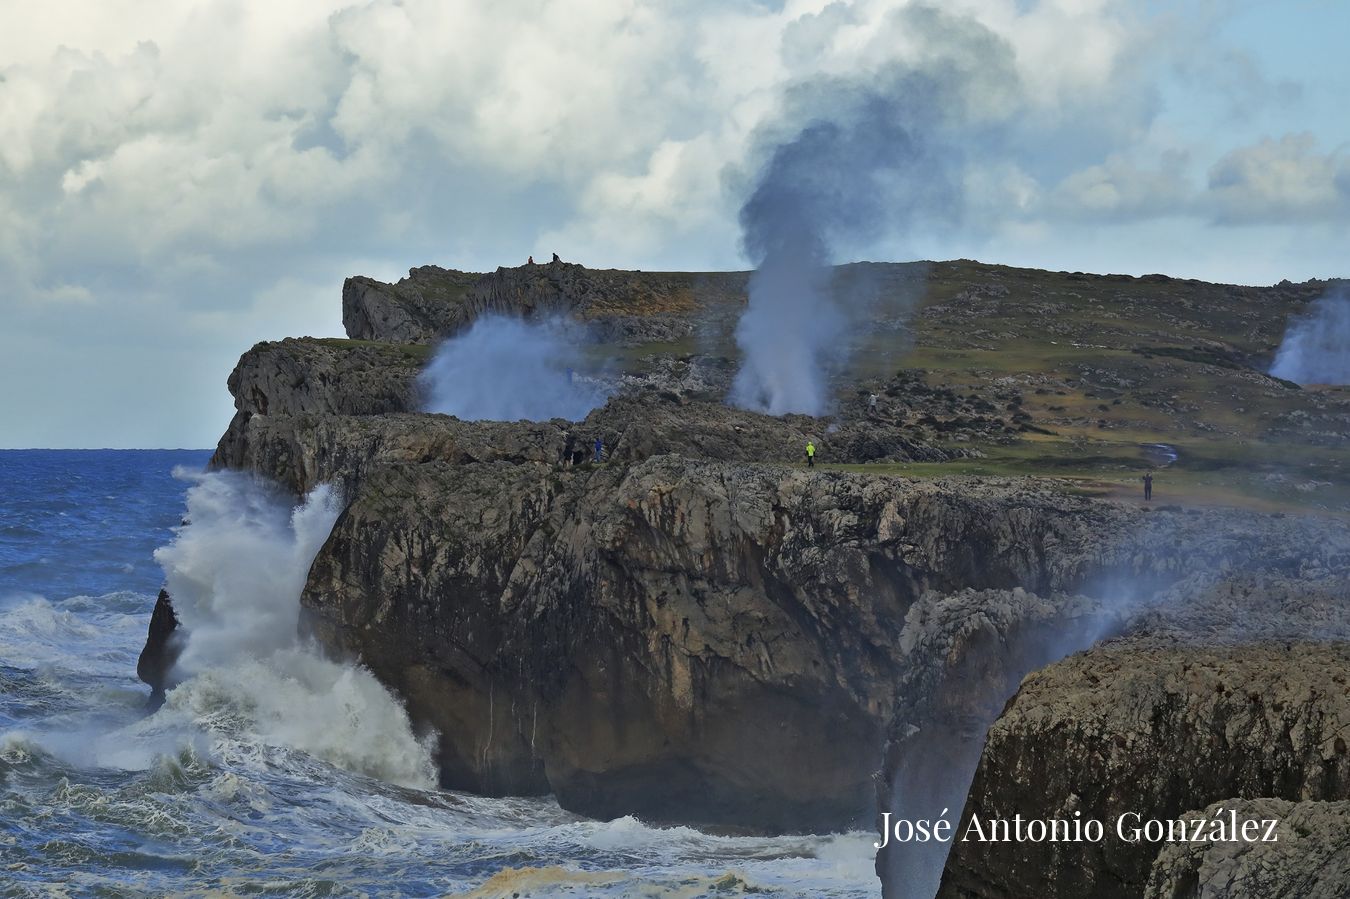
(299, 452), (1336, 833)
(936, 638), (1350, 899)
(1144, 798), (1350, 899)
(342, 262), (746, 345)
(226, 337), (425, 417)
(343, 266), (481, 343)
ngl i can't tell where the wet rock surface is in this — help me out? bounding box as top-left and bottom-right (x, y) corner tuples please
(136, 589), (181, 710)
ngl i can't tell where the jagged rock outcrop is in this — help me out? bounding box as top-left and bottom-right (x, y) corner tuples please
(342, 261), (748, 345)
(136, 589), (181, 710)
(936, 636), (1350, 899)
(343, 266), (481, 343)
(226, 338), (426, 417)
(1144, 798), (1350, 899)
(212, 411), (570, 496)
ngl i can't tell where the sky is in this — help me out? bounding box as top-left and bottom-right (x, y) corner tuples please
(1, 0), (1347, 448)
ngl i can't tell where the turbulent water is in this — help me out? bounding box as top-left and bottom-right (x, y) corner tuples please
(0, 450), (877, 897)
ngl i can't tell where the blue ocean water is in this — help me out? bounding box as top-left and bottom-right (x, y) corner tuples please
(0, 450), (877, 897)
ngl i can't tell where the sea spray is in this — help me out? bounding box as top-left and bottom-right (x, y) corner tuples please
(1270, 289), (1350, 385)
(730, 6), (1017, 416)
(152, 470), (436, 788)
(420, 314), (610, 421)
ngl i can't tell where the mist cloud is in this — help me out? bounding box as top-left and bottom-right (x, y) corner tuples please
(731, 5), (1016, 415)
(1270, 289), (1350, 386)
(420, 314), (609, 422)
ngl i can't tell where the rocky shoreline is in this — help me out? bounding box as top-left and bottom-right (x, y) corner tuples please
(141, 260), (1350, 897)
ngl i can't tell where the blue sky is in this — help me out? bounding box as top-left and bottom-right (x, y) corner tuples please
(0, 0), (1346, 447)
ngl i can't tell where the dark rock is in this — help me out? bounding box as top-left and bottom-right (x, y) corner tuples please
(343, 266), (481, 343)
(301, 452), (1329, 833)
(1144, 798), (1350, 899)
(936, 639), (1350, 899)
(342, 262), (747, 345)
(226, 337), (425, 417)
(136, 589), (182, 710)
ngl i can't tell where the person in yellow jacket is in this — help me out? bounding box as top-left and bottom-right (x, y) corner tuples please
(806, 441), (816, 467)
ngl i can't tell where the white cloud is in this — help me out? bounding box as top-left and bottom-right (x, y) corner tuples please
(1206, 133), (1350, 224)
(1051, 150), (1192, 220)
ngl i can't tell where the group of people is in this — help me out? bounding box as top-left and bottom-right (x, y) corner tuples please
(526, 253), (562, 265)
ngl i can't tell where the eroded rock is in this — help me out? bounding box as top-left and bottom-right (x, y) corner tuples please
(936, 638), (1350, 899)
(1144, 798), (1350, 899)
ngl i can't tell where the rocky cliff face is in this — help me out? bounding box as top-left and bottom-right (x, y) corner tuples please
(301, 456), (1156, 831)
(297, 438), (1348, 836)
(936, 629), (1350, 898)
(343, 261), (748, 344)
(1144, 798), (1350, 899)
(139, 256), (1350, 896)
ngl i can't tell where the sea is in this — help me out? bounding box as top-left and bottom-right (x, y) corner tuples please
(0, 450), (877, 898)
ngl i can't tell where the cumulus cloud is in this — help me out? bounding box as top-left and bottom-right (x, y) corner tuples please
(1050, 150), (1192, 221)
(1206, 133), (1350, 224)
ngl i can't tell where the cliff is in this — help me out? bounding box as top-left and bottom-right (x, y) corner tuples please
(300, 456), (1145, 830)
(937, 627), (1350, 897)
(342, 261), (747, 345)
(140, 257), (1350, 894)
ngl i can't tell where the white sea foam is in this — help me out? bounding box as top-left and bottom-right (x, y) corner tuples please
(148, 471), (437, 789)
(0, 592), (144, 676)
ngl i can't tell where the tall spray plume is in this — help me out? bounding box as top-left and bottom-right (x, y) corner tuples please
(153, 471), (436, 788)
(1270, 288), (1350, 385)
(731, 6), (1016, 415)
(421, 314), (610, 421)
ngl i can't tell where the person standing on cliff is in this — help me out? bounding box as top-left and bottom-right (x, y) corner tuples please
(594, 436), (604, 463)
(1142, 471), (1154, 501)
(561, 431), (575, 468)
(806, 441), (816, 468)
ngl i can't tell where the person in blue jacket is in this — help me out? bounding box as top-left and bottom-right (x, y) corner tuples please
(593, 436), (604, 463)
